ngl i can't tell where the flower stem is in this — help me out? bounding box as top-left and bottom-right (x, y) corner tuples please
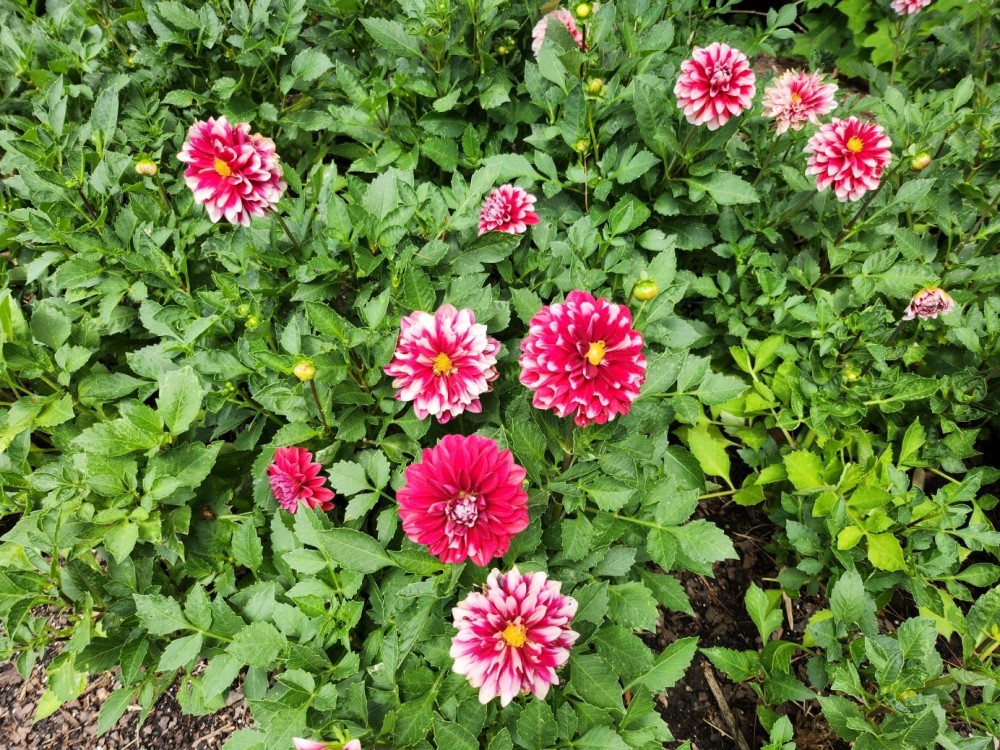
(275, 212), (301, 252)
(752, 137), (780, 187)
(889, 17), (905, 88)
(309, 380), (330, 433)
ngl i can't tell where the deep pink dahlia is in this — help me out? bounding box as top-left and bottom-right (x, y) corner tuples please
(761, 70), (838, 135)
(396, 435), (529, 566)
(478, 185), (540, 236)
(519, 290), (647, 428)
(903, 287), (955, 320)
(531, 8), (585, 58)
(384, 305), (500, 423)
(804, 117), (892, 202)
(177, 116), (286, 226)
(268, 446), (335, 514)
(451, 567), (579, 706)
(891, 0), (931, 14)
(674, 42), (756, 131)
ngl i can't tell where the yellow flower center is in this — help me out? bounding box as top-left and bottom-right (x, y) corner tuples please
(585, 341), (606, 366)
(846, 137), (864, 153)
(790, 92), (802, 104)
(432, 352), (455, 376)
(213, 157), (233, 177)
(501, 623), (528, 648)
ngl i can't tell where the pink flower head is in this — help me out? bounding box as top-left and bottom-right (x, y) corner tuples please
(268, 447), (335, 514)
(451, 567), (579, 706)
(478, 185), (540, 236)
(804, 117), (892, 202)
(177, 116), (286, 226)
(674, 42), (756, 131)
(519, 290), (647, 428)
(343, 742), (361, 750)
(384, 305), (500, 424)
(761, 70), (838, 136)
(292, 741), (328, 750)
(396, 435), (529, 566)
(903, 287), (955, 320)
(531, 8), (585, 58)
(891, 0), (931, 14)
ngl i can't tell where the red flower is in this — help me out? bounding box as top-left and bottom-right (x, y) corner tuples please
(804, 117), (892, 202)
(903, 287), (955, 321)
(478, 185), (540, 236)
(761, 70), (838, 136)
(177, 116), (286, 226)
(519, 290), (646, 428)
(396, 435), (529, 566)
(267, 447), (335, 514)
(674, 43), (756, 131)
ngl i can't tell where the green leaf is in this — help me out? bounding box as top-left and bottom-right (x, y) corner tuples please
(30, 306), (72, 349)
(574, 727), (630, 750)
(642, 351), (686, 396)
(866, 533), (906, 572)
(326, 460), (370, 496)
(701, 647), (760, 682)
(685, 422), (731, 485)
(233, 521), (264, 571)
(202, 654), (243, 700)
(562, 514), (595, 562)
(156, 367), (204, 434)
(361, 18), (426, 60)
(156, 633), (203, 672)
(134, 594), (190, 636)
(687, 172), (759, 205)
(317, 527), (396, 574)
(670, 520), (738, 574)
(104, 522), (139, 564)
(818, 695), (869, 740)
(607, 582), (659, 631)
(609, 194), (652, 236)
(636, 636), (698, 692)
(966, 587), (1000, 648)
(516, 701), (558, 750)
(227, 622), (285, 668)
(745, 584), (783, 642)
(784, 450), (826, 491)
(290, 47), (333, 82)
(829, 570), (876, 630)
(97, 687), (134, 736)
(570, 654), (623, 710)
(898, 419), (926, 467)
(696, 371), (748, 405)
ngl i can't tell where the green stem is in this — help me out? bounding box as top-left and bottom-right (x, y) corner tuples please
(309, 379), (330, 433)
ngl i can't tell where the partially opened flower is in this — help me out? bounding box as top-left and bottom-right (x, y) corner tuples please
(531, 8), (585, 58)
(805, 117), (892, 202)
(177, 116), (286, 226)
(903, 287), (955, 320)
(292, 740), (360, 750)
(451, 568), (579, 706)
(519, 290), (647, 428)
(674, 42), (756, 130)
(397, 435), (529, 566)
(478, 185), (540, 235)
(891, 0), (932, 14)
(761, 70), (838, 135)
(384, 305), (500, 423)
(268, 447), (335, 514)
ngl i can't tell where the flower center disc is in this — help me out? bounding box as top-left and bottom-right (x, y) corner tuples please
(501, 622), (528, 648)
(585, 340), (606, 366)
(432, 352), (455, 375)
(846, 137), (864, 153)
(213, 157), (233, 177)
(790, 92), (802, 104)
(446, 492), (479, 527)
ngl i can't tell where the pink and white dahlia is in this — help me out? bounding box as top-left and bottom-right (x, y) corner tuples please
(396, 435), (529, 566)
(268, 446), (335, 514)
(761, 70), (838, 135)
(674, 42), (756, 130)
(903, 287), (955, 320)
(451, 568), (578, 706)
(804, 117), (892, 202)
(478, 185), (540, 236)
(891, 0), (932, 14)
(177, 116), (286, 226)
(519, 290), (647, 428)
(384, 305), (500, 423)
(531, 8), (585, 58)
(292, 741), (360, 750)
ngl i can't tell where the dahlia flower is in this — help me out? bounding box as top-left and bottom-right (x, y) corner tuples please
(531, 8), (585, 58)
(478, 185), (540, 236)
(451, 568), (579, 706)
(761, 70), (838, 135)
(674, 42), (756, 130)
(891, 0), (932, 14)
(177, 116), (286, 226)
(292, 740), (360, 750)
(804, 117), (892, 202)
(384, 305), (500, 423)
(396, 434), (529, 566)
(519, 290), (647, 428)
(903, 287), (955, 320)
(267, 446), (335, 514)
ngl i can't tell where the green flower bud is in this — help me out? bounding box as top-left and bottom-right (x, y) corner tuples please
(632, 279), (659, 301)
(574, 138), (589, 153)
(293, 361), (316, 382)
(910, 153), (932, 171)
(586, 77), (604, 95)
(135, 159), (158, 176)
(575, 2), (592, 19)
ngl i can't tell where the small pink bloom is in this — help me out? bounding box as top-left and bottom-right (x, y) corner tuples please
(519, 290), (647, 428)
(531, 8), (585, 58)
(177, 116), (286, 226)
(384, 305), (500, 423)
(761, 70), (838, 136)
(451, 567), (579, 706)
(674, 42), (756, 131)
(478, 185), (540, 236)
(343, 742), (362, 750)
(292, 741), (328, 750)
(268, 447), (335, 514)
(804, 117), (892, 202)
(903, 287), (955, 320)
(891, 0), (932, 14)
(397, 435), (529, 566)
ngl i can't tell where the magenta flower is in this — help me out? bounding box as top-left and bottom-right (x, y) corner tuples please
(531, 8), (585, 58)
(177, 116), (286, 226)
(268, 447), (335, 514)
(761, 70), (838, 135)
(903, 287), (955, 320)
(478, 185), (540, 236)
(891, 0), (932, 13)
(292, 740), (360, 750)
(384, 305), (500, 424)
(804, 117), (892, 202)
(451, 568), (579, 706)
(519, 290), (647, 428)
(674, 42), (756, 131)
(396, 435), (529, 566)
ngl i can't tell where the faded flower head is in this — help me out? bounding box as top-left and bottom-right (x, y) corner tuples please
(478, 184), (540, 236)
(384, 305), (500, 423)
(903, 287), (955, 321)
(451, 567), (579, 706)
(891, 0), (932, 14)
(804, 116), (892, 202)
(761, 70), (838, 135)
(531, 8), (585, 58)
(674, 42), (756, 131)
(267, 446), (335, 514)
(396, 434), (529, 566)
(177, 116), (286, 226)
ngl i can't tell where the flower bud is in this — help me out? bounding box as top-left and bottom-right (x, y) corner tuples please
(586, 77), (604, 95)
(574, 138), (589, 153)
(575, 2), (592, 18)
(632, 279), (659, 301)
(910, 153), (931, 171)
(246, 315), (260, 329)
(842, 363), (861, 382)
(236, 303), (251, 317)
(293, 361), (316, 382)
(497, 45), (509, 55)
(135, 159), (158, 176)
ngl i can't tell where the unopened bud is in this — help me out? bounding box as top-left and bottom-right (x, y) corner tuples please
(574, 138), (589, 153)
(575, 2), (592, 18)
(910, 153), (931, 171)
(135, 159), (158, 176)
(632, 279), (659, 301)
(293, 361), (316, 382)
(587, 78), (604, 95)
(246, 315), (260, 329)
(497, 45), (509, 55)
